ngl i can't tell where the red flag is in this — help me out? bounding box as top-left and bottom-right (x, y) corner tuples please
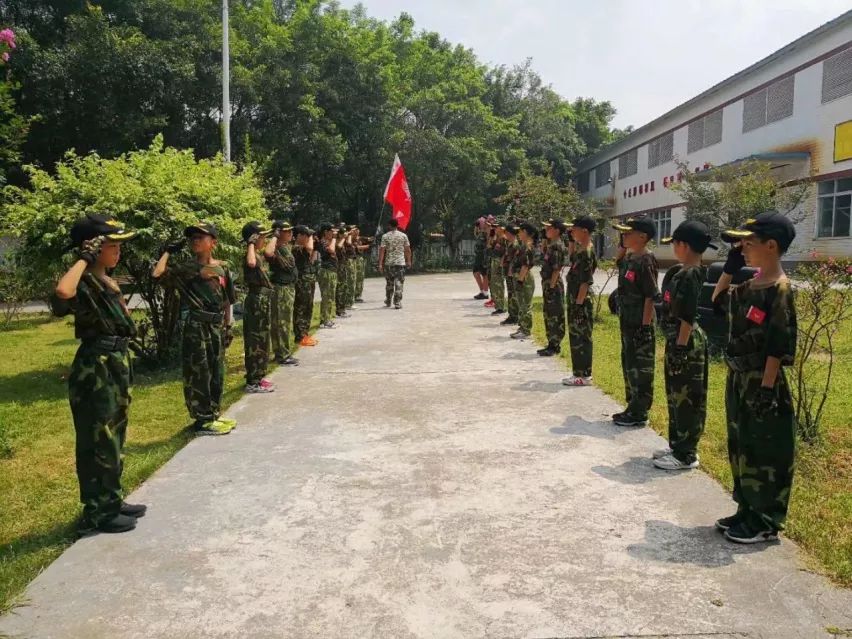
(384, 154), (412, 231)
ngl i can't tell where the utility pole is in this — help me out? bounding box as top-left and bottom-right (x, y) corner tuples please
(222, 0), (231, 162)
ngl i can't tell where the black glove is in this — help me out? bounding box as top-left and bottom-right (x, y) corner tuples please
(723, 245), (746, 275)
(634, 324), (654, 346)
(165, 238), (187, 255)
(749, 386), (778, 414)
(666, 344), (690, 376)
(245, 233), (260, 246)
(77, 236), (104, 265)
(223, 325), (234, 348)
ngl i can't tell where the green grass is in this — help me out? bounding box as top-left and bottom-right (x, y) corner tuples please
(0, 306), (321, 613)
(530, 297), (852, 588)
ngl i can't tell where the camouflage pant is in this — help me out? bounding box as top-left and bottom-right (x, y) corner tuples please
(726, 368), (796, 531)
(69, 345), (131, 527)
(568, 299), (594, 377)
(542, 280), (565, 348)
(515, 276), (534, 332)
(664, 329), (708, 464)
(505, 272), (518, 321)
(182, 317), (225, 424)
(620, 322), (656, 420)
(489, 258), (506, 311)
(318, 269), (338, 322)
(336, 264), (351, 313)
(348, 259), (357, 306)
(294, 277), (316, 341)
(244, 289), (271, 384)
(385, 265), (406, 304)
(354, 257), (365, 299)
(270, 283), (295, 360)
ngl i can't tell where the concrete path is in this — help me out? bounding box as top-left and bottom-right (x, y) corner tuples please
(1, 273), (850, 639)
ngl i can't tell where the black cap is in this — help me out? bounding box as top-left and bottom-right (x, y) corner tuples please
(241, 221), (272, 243)
(721, 210), (796, 252)
(272, 220), (293, 232)
(69, 214), (137, 248)
(518, 221), (538, 237)
(293, 225), (314, 237)
(185, 221), (218, 239)
(319, 223), (333, 233)
(660, 220), (718, 253)
(612, 215), (656, 241)
(543, 218), (567, 232)
(570, 215), (597, 232)
(503, 224), (518, 235)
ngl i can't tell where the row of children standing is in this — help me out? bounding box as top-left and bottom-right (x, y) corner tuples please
(53, 214), (371, 535)
(474, 210), (799, 545)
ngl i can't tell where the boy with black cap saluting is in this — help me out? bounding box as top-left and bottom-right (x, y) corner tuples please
(501, 223), (520, 326)
(563, 215), (598, 386)
(54, 214), (146, 534)
(293, 225), (319, 347)
(653, 220), (716, 471)
(240, 221), (276, 393)
(538, 218), (567, 356)
(511, 221), (537, 340)
(611, 216), (660, 427)
(316, 222), (338, 328)
(153, 221), (238, 435)
(711, 211), (798, 544)
(266, 220), (300, 366)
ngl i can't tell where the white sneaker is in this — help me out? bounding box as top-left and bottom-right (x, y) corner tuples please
(562, 375), (592, 387)
(652, 447), (672, 459)
(653, 453), (699, 471)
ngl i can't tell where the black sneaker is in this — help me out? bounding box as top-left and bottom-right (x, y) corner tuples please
(538, 346), (558, 357)
(724, 522), (779, 544)
(282, 356), (300, 366)
(120, 502), (147, 518)
(474, 292), (488, 300)
(613, 413), (648, 427)
(394, 303), (402, 309)
(384, 300), (391, 307)
(715, 513), (743, 532)
(491, 309), (506, 315)
(499, 317), (515, 325)
(355, 297), (364, 303)
(83, 513), (137, 535)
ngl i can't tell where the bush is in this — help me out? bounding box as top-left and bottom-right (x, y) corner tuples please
(1, 135), (270, 362)
(0, 254), (37, 330)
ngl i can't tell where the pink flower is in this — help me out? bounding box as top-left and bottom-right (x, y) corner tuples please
(847, 265), (852, 275)
(0, 29), (15, 48)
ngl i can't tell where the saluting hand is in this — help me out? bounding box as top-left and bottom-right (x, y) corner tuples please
(78, 236), (104, 265)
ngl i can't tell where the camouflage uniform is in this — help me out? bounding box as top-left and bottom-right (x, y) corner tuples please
(722, 279), (797, 531)
(514, 243), (535, 333)
(293, 245), (318, 341)
(489, 238), (506, 311)
(346, 243), (358, 307)
(504, 240), (518, 322)
(541, 237), (566, 349)
(53, 274), (136, 528)
(161, 259), (237, 424)
(617, 251), (659, 421)
(566, 244), (597, 377)
(318, 239), (338, 322)
(335, 244), (350, 314)
(472, 233), (488, 277)
(354, 248), (366, 300)
(243, 253), (273, 385)
(660, 265), (708, 465)
(269, 242), (298, 360)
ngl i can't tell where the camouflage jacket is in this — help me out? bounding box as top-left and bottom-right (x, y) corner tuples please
(617, 251), (659, 327)
(726, 278), (796, 368)
(659, 264), (704, 341)
(541, 239), (565, 280)
(268, 244), (298, 286)
(243, 253), (273, 291)
(52, 273), (136, 339)
(566, 245), (598, 300)
(160, 259), (237, 314)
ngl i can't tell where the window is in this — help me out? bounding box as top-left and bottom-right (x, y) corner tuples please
(647, 132), (674, 169)
(822, 46), (852, 104)
(817, 178), (852, 238)
(687, 109), (723, 153)
(577, 171), (590, 193)
(649, 209), (672, 240)
(595, 161), (611, 188)
(618, 148), (638, 178)
(742, 76), (795, 133)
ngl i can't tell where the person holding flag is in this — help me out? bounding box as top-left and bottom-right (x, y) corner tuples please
(384, 154), (413, 232)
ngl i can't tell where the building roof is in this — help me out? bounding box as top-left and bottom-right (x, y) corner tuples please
(577, 9), (852, 172)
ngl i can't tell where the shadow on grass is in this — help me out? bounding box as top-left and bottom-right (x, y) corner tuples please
(627, 519), (773, 568)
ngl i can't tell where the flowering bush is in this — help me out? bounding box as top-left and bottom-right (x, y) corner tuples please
(790, 255), (852, 443)
(0, 28), (15, 64)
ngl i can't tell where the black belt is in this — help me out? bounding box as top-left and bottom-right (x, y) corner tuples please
(188, 309), (224, 323)
(725, 352), (765, 372)
(81, 335), (130, 352)
(248, 286), (273, 295)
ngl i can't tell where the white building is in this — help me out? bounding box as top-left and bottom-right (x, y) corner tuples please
(576, 10), (852, 263)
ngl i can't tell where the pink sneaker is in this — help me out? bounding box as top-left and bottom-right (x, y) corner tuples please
(562, 375), (592, 387)
(259, 379), (276, 390)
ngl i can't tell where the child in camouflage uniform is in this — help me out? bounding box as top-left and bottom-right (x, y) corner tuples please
(563, 215), (598, 386)
(611, 216), (660, 428)
(316, 223), (339, 328)
(712, 211), (798, 544)
(488, 223), (507, 316)
(538, 218), (566, 356)
(501, 224), (519, 326)
(267, 220), (300, 366)
(293, 225), (319, 346)
(653, 220), (716, 471)
(510, 221), (537, 340)
(241, 221), (277, 393)
(153, 222), (237, 436)
(53, 214), (146, 534)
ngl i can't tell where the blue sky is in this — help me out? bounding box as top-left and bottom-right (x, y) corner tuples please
(339, 0), (851, 129)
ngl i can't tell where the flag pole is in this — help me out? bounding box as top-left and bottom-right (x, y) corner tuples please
(374, 200), (387, 238)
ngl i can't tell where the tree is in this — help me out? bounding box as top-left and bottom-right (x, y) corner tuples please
(495, 174), (594, 226)
(0, 27), (30, 186)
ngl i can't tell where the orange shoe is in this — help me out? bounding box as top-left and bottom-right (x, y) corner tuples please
(299, 335), (318, 347)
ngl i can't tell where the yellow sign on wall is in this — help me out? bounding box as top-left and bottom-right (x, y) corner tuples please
(836, 120), (852, 163)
